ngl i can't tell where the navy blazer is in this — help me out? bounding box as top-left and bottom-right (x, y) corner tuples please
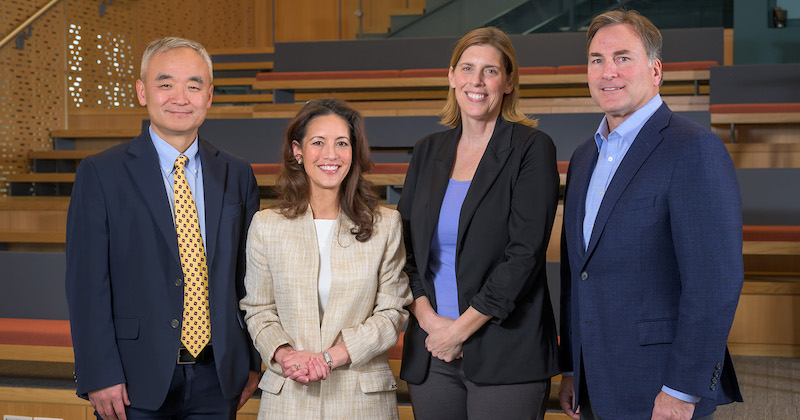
(66, 131), (260, 410)
(398, 116), (560, 385)
(559, 103), (744, 418)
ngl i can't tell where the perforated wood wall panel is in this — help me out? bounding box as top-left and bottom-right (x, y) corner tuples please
(0, 0), (67, 193)
(66, 0), (139, 110)
(1, 0), (258, 195)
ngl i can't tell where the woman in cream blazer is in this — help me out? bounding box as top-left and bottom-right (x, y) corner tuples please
(240, 98), (412, 420)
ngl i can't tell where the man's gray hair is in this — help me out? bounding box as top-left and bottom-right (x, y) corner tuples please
(140, 37), (213, 82)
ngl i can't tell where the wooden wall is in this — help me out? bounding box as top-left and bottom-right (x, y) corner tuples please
(0, 0), (271, 193)
(273, 0), (427, 41)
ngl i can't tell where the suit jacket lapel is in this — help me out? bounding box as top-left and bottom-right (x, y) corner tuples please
(457, 117), (513, 250)
(418, 127), (459, 302)
(568, 144), (598, 263)
(125, 132), (180, 263)
(584, 103), (671, 259)
(199, 140), (226, 268)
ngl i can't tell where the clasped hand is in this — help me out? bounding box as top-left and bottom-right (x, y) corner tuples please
(422, 314), (463, 362)
(279, 349), (330, 385)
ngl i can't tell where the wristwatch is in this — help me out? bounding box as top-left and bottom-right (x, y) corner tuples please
(322, 350), (333, 369)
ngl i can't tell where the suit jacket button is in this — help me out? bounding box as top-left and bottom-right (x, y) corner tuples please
(715, 363), (722, 369)
(580, 271), (589, 281)
(171, 319), (180, 328)
(175, 278), (182, 286)
(711, 377), (718, 384)
(713, 371), (720, 378)
(710, 384), (716, 391)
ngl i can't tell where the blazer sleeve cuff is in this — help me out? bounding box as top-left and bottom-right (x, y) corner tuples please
(469, 294), (510, 324)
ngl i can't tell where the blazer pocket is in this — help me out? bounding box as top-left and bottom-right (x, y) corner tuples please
(617, 194), (657, 212)
(259, 369), (286, 395)
(358, 368), (398, 393)
(636, 318), (677, 346)
(113, 317), (139, 340)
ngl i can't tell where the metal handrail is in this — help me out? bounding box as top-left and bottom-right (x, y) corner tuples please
(0, 0), (64, 50)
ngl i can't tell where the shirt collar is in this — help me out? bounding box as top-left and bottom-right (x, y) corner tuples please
(594, 94), (663, 150)
(149, 125), (200, 175)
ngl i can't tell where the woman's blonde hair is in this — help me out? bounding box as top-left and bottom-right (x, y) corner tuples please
(439, 27), (536, 128)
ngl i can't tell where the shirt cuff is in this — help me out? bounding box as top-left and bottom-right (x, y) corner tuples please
(661, 385), (701, 403)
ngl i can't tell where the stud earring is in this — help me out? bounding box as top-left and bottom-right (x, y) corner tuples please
(295, 155), (303, 165)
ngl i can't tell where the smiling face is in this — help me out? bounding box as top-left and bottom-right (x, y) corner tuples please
(587, 23), (662, 131)
(448, 44), (514, 124)
(136, 47), (213, 148)
(292, 113), (353, 198)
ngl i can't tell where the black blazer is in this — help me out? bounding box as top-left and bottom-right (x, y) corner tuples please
(398, 116), (560, 385)
(66, 131), (261, 410)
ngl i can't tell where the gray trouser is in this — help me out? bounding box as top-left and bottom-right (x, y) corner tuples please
(408, 357), (550, 420)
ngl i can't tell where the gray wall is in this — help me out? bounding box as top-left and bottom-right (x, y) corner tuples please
(193, 111), (710, 164)
(710, 63), (800, 104)
(734, 0), (800, 64)
(274, 27), (723, 72)
(0, 252), (68, 320)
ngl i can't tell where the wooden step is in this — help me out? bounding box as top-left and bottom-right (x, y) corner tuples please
(213, 77), (258, 87)
(0, 196), (70, 210)
(29, 150), (100, 160)
(726, 143), (800, 168)
(5, 173), (75, 183)
(50, 129), (139, 139)
(0, 230), (66, 243)
(213, 93), (275, 104)
(207, 46), (275, 55)
(214, 61), (274, 71)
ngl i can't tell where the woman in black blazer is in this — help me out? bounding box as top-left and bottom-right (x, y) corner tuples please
(397, 27), (560, 419)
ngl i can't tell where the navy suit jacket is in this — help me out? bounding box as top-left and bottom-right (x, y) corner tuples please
(66, 130), (260, 410)
(559, 103), (744, 419)
(399, 117), (560, 385)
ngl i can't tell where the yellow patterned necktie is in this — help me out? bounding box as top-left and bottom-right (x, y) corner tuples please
(173, 154), (210, 357)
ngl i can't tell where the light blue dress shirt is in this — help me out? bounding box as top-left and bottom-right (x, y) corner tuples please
(150, 126), (207, 251)
(582, 94), (663, 249)
(577, 94), (700, 404)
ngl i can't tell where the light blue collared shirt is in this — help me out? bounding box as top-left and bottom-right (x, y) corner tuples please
(150, 126), (207, 251)
(578, 94), (700, 404)
(582, 94), (663, 249)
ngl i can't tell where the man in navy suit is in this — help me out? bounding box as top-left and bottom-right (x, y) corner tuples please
(558, 10), (743, 420)
(66, 37), (260, 419)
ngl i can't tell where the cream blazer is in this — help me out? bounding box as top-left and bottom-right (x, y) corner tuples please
(240, 205), (412, 420)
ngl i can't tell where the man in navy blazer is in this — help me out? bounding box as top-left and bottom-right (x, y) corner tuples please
(558, 10), (743, 420)
(66, 37), (260, 419)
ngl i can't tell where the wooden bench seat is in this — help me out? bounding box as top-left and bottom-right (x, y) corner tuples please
(0, 196), (71, 211)
(30, 150), (100, 160)
(0, 230), (66, 244)
(710, 103), (800, 124)
(0, 318), (73, 363)
(50, 129), (141, 139)
(743, 225), (800, 241)
(253, 62), (713, 103)
(741, 225), (800, 276)
(214, 61), (274, 71)
(212, 93), (275, 104)
(726, 143), (800, 168)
